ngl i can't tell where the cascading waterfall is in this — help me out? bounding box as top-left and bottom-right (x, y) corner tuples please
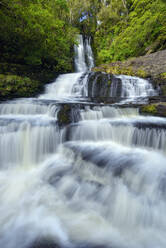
(74, 35), (87, 72)
(0, 34), (166, 248)
(87, 72), (157, 101)
(85, 37), (94, 70)
(112, 75), (157, 102)
(74, 35), (94, 72)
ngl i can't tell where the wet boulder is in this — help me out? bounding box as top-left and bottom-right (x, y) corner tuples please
(140, 103), (166, 117)
(28, 239), (61, 248)
(87, 71), (123, 98)
(57, 104), (81, 127)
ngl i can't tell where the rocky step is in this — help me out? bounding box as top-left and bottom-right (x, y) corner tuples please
(92, 49), (166, 96)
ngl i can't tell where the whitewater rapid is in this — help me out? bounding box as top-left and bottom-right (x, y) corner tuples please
(0, 35), (166, 248)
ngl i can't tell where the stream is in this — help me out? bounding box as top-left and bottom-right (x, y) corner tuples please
(0, 35), (166, 248)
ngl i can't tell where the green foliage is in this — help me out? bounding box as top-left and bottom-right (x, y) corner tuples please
(1, 0), (166, 76)
(94, 0), (166, 64)
(0, 74), (40, 99)
(0, 0), (78, 72)
(67, 0), (101, 35)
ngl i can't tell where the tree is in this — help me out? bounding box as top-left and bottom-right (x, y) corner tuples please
(0, 0), (78, 72)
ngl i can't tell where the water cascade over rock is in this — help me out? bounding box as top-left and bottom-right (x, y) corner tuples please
(87, 72), (157, 100)
(0, 35), (166, 248)
(74, 35), (94, 72)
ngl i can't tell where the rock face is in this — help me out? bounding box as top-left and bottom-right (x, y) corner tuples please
(87, 72), (122, 98)
(93, 49), (166, 96)
(93, 49), (166, 78)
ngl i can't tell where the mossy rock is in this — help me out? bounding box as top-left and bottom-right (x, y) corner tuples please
(140, 103), (166, 117)
(57, 104), (72, 127)
(140, 104), (157, 115)
(93, 64), (149, 79)
(0, 74), (41, 100)
(160, 72), (166, 80)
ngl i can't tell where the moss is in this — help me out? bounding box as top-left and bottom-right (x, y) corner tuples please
(107, 79), (112, 86)
(137, 69), (149, 78)
(160, 72), (166, 80)
(140, 103), (166, 117)
(93, 64), (149, 78)
(140, 104), (157, 115)
(0, 74), (40, 100)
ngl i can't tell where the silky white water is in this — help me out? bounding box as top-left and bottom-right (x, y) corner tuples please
(0, 35), (166, 248)
(74, 35), (87, 72)
(109, 74), (157, 103)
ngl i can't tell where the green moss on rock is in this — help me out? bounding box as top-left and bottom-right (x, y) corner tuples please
(107, 79), (112, 86)
(93, 64), (149, 78)
(160, 72), (166, 80)
(57, 105), (71, 127)
(140, 104), (157, 115)
(140, 103), (166, 117)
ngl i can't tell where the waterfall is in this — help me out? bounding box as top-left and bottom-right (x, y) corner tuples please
(39, 35), (93, 100)
(115, 75), (157, 102)
(85, 37), (94, 70)
(87, 72), (157, 101)
(74, 35), (87, 72)
(74, 35), (94, 72)
(0, 34), (166, 248)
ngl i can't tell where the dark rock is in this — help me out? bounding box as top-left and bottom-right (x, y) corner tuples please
(57, 103), (82, 127)
(57, 104), (73, 127)
(29, 239), (111, 248)
(28, 240), (61, 248)
(87, 72), (114, 97)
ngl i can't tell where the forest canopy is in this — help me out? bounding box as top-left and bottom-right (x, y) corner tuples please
(67, 0), (166, 65)
(0, 0), (166, 71)
(0, 0), (77, 72)
(93, 0), (166, 64)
